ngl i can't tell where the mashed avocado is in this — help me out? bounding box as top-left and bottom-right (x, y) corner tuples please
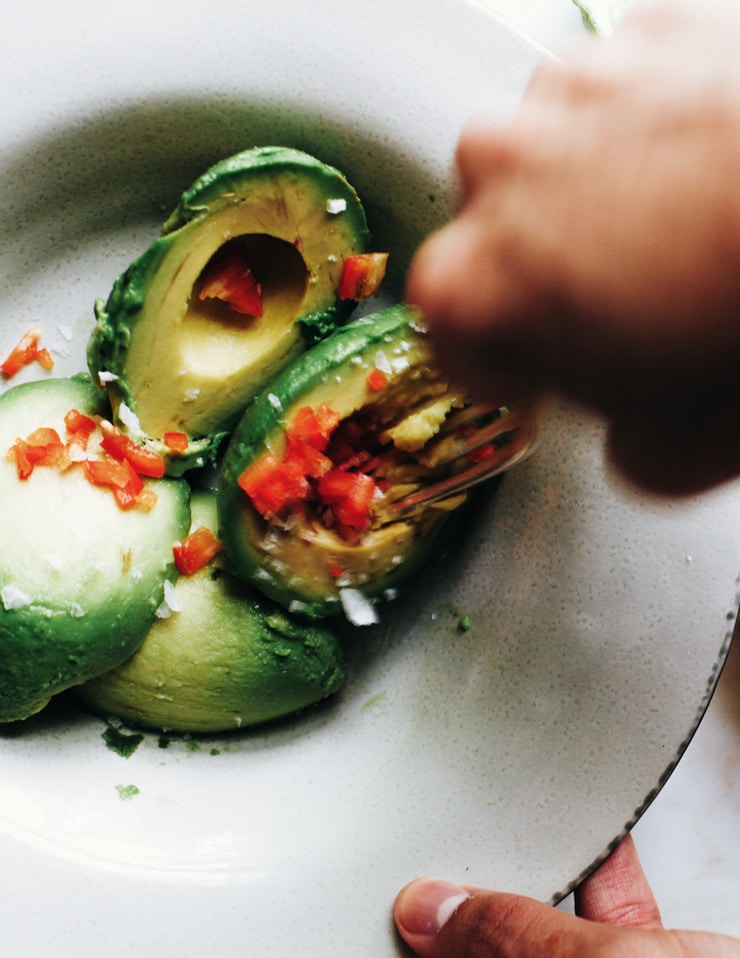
(218, 305), (472, 620)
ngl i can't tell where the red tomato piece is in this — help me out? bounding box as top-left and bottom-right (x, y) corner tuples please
(34, 347), (55, 371)
(338, 252), (389, 300)
(238, 454), (310, 519)
(286, 404), (340, 450)
(1, 327), (44, 377)
(469, 443), (496, 464)
(173, 526), (223, 575)
(84, 457), (137, 490)
(64, 409), (97, 436)
(198, 251), (264, 318)
(10, 440), (35, 479)
(84, 457), (145, 510)
(83, 458), (117, 486)
(99, 421), (166, 478)
(10, 428), (66, 479)
(285, 443), (332, 480)
(163, 431), (190, 453)
(366, 368), (387, 392)
(317, 468), (377, 530)
(25, 427), (63, 453)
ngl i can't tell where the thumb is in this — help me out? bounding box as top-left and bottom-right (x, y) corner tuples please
(393, 879), (632, 958)
(393, 851), (740, 958)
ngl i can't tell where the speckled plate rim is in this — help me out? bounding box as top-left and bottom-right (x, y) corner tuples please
(552, 597), (739, 903)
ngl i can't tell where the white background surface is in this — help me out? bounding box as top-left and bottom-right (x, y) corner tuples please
(483, 0), (740, 935)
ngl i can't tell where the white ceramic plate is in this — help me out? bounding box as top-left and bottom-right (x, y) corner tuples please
(2, 2), (739, 956)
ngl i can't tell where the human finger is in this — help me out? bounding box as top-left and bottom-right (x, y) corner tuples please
(393, 875), (740, 958)
(574, 835), (663, 927)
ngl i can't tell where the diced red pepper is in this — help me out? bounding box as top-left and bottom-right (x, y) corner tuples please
(286, 404), (340, 450)
(64, 409), (97, 436)
(283, 403), (339, 478)
(9, 412), (159, 510)
(239, 402), (386, 536)
(34, 348), (55, 371)
(469, 443), (495, 464)
(286, 442), (332, 480)
(10, 441), (34, 480)
(1, 327), (54, 377)
(25, 427), (64, 455)
(238, 454), (310, 519)
(10, 428), (65, 479)
(338, 252), (389, 300)
(317, 468), (377, 530)
(163, 431), (189, 453)
(84, 457), (145, 510)
(173, 526), (223, 575)
(198, 251), (264, 318)
(61, 408), (98, 462)
(366, 368), (387, 392)
(99, 420), (166, 478)
(84, 457), (139, 491)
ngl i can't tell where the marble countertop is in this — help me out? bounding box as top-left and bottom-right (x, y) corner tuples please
(481, 0), (740, 937)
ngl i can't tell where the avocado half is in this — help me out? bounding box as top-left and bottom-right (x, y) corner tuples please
(0, 377), (191, 723)
(217, 305), (473, 621)
(88, 146), (371, 475)
(78, 489), (345, 732)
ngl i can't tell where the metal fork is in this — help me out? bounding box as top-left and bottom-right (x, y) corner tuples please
(380, 398), (537, 520)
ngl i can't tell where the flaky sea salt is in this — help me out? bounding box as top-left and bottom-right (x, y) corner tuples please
(340, 588), (379, 627)
(118, 402), (141, 431)
(374, 350), (393, 375)
(1, 584), (32, 610)
(163, 579), (183, 612)
(155, 580), (183, 618)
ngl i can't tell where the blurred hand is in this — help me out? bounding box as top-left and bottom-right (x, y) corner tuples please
(393, 834), (740, 957)
(406, 1), (740, 494)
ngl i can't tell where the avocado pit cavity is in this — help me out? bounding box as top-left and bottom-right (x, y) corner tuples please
(183, 235), (309, 375)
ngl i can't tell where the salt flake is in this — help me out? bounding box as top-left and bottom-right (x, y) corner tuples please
(340, 588), (379, 627)
(1, 584), (33, 610)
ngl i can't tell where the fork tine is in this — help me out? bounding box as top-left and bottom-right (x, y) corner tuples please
(379, 407), (536, 521)
(419, 403), (531, 469)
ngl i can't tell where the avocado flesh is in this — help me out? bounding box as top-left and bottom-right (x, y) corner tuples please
(88, 146), (370, 474)
(218, 305), (468, 619)
(0, 378), (191, 723)
(78, 490), (345, 732)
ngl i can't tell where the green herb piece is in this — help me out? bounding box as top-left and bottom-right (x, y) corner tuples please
(102, 725), (144, 758)
(115, 784), (140, 801)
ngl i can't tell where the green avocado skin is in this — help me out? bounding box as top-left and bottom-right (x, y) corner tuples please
(78, 491), (345, 733)
(0, 378), (191, 723)
(217, 305), (462, 618)
(162, 146), (369, 240)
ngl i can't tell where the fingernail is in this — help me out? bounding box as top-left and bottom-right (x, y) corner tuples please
(395, 878), (470, 937)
